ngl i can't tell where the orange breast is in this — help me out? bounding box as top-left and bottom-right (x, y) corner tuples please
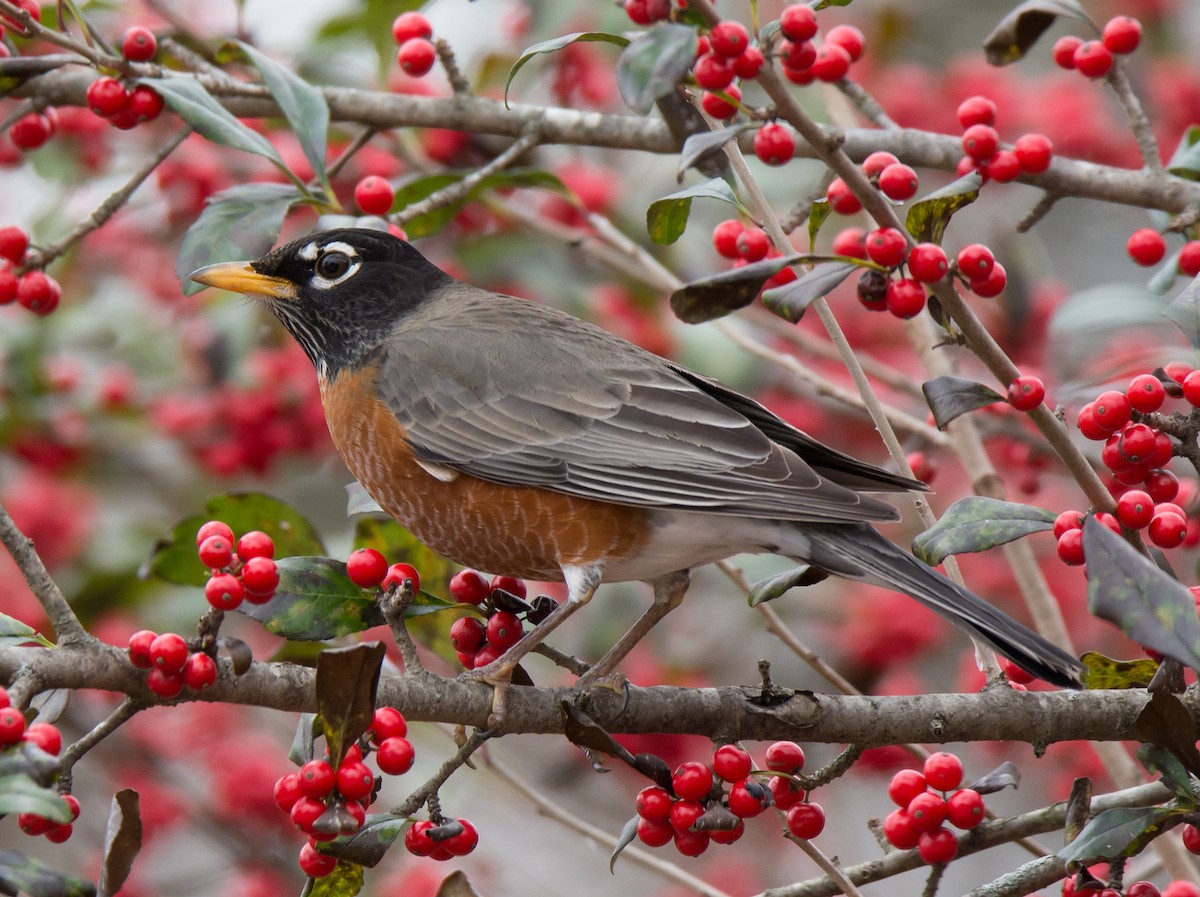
(320, 365), (652, 581)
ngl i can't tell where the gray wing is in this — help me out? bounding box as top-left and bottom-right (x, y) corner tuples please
(375, 286), (906, 523)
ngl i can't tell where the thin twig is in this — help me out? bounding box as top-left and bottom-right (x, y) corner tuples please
(1017, 192), (1062, 233)
(56, 697), (141, 773)
(1107, 66), (1162, 172)
(393, 728), (491, 818)
(434, 37), (470, 97)
(788, 834), (867, 897)
(0, 502), (89, 647)
(379, 581), (434, 682)
(836, 79), (897, 130)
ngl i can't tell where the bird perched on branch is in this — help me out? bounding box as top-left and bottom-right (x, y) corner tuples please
(191, 228), (1082, 715)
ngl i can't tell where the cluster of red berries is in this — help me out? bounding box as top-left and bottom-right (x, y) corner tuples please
(827, 150), (920, 215)
(1126, 229), (1200, 277)
(392, 11), (436, 78)
(633, 740), (822, 857)
(775, 7), (865, 87)
(709, 219), (796, 291)
(1052, 16), (1142, 81)
(952, 94), (1054, 184)
(622, 0), (671, 26)
(403, 816), (480, 862)
(881, 753), (983, 865)
(127, 629), (218, 698)
(445, 570), (557, 669)
(0, 225), (61, 315)
(273, 707), (426, 878)
(197, 521), (280, 611)
(1063, 879), (1197, 897)
(84, 77), (164, 131)
(1, 686), (78, 842)
(344, 546), (420, 594)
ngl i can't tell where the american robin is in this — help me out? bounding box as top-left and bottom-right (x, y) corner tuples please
(190, 228), (1082, 703)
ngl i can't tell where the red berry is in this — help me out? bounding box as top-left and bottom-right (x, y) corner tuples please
(907, 791), (947, 832)
(44, 822), (73, 844)
(377, 736), (416, 775)
(764, 740), (806, 773)
(956, 243), (995, 279)
(956, 95), (996, 129)
(1127, 373), (1166, 412)
(984, 149), (1021, 183)
(1053, 35), (1083, 69)
(196, 520), (234, 547)
(486, 611), (523, 651)
(961, 124), (999, 162)
(636, 816), (673, 847)
(22, 721), (60, 755)
(18, 812), (50, 836)
(673, 827), (710, 856)
(205, 572), (244, 610)
(831, 227), (867, 259)
(146, 668), (183, 698)
(885, 278), (925, 319)
(712, 744), (752, 782)
(692, 53), (735, 91)
(708, 21), (749, 58)
(862, 151), (900, 177)
(669, 799), (705, 833)
(709, 818), (744, 845)
(120, 26), (157, 62)
(404, 819), (436, 856)
(769, 774), (805, 810)
(946, 788), (984, 829)
(392, 11), (433, 44)
(336, 761), (375, 801)
(970, 262), (1008, 298)
(449, 616), (486, 654)
(371, 706), (408, 740)
(0, 706), (26, 744)
(1182, 369), (1200, 407)
(182, 652), (218, 690)
(1146, 468), (1180, 503)
(346, 548), (388, 588)
(865, 227), (907, 268)
(1150, 432), (1175, 468)
(825, 177), (862, 214)
(1127, 883), (1161, 897)
(779, 38), (816, 73)
(1116, 490), (1155, 530)
(779, 5), (818, 42)
(86, 77), (128, 117)
(1102, 16), (1142, 55)
(753, 122), (795, 166)
(1119, 423), (1157, 464)
(149, 633), (188, 674)
(396, 42), (438, 78)
(917, 827), (958, 864)
(10, 113), (52, 151)
(198, 535), (234, 569)
(700, 84), (741, 120)
(472, 643), (502, 667)
(732, 47), (764, 80)
(636, 785), (673, 822)
(444, 818), (479, 856)
(736, 226), (770, 261)
(354, 176), (394, 217)
(299, 760), (336, 799)
(712, 219), (745, 259)
(1127, 229), (1166, 266)
(672, 761), (714, 801)
(274, 773), (303, 812)
(1074, 40), (1113, 79)
(0, 226), (28, 264)
(16, 271), (60, 315)
(1013, 132), (1054, 173)
(0, 267), (16, 305)
(241, 556), (279, 597)
(878, 163), (919, 201)
(236, 531), (274, 560)
(127, 84), (164, 123)
(825, 24), (865, 62)
(810, 43), (851, 82)
(1093, 390), (1132, 431)
(449, 569), (490, 605)
(299, 841), (337, 878)
(1149, 510), (1188, 549)
(923, 752), (963, 791)
(1183, 824), (1200, 855)
(128, 630), (157, 668)
(1056, 528), (1085, 566)
(888, 769), (927, 807)
(1180, 242), (1200, 277)
(489, 575), (526, 599)
(785, 802), (825, 839)
(883, 809), (920, 849)
(1007, 375), (1045, 411)
(726, 779), (769, 818)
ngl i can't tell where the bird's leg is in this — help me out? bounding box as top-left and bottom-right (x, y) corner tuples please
(461, 564), (601, 726)
(577, 569), (690, 687)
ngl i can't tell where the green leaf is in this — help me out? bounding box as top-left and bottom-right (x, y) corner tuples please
(1083, 518), (1200, 671)
(505, 32), (629, 107)
(814, 0), (855, 7)
(329, 814), (407, 867)
(238, 557), (383, 640)
(670, 254), (802, 323)
(316, 643), (385, 767)
(0, 849), (96, 897)
(1136, 742), (1199, 804)
(148, 492), (325, 587)
(0, 613), (53, 648)
(1135, 693), (1200, 782)
(922, 375), (1005, 429)
(308, 859), (364, 897)
(747, 566), (829, 607)
(609, 816), (639, 872)
(616, 24), (697, 114)
(0, 774), (73, 822)
(761, 261), (859, 323)
(647, 178), (743, 246)
(983, 0), (1094, 66)
(1079, 651), (1159, 689)
(228, 41), (329, 186)
(967, 760), (1020, 795)
(1167, 124), (1200, 181)
(0, 742), (59, 781)
(140, 77), (285, 165)
(97, 790), (142, 897)
(807, 200), (832, 251)
(175, 182), (303, 295)
(1164, 275), (1200, 349)
(905, 173), (982, 244)
(395, 169), (567, 239)
(675, 124), (753, 182)
(1059, 806), (1186, 864)
(912, 497), (1056, 566)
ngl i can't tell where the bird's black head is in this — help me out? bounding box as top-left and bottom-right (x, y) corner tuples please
(190, 228), (452, 376)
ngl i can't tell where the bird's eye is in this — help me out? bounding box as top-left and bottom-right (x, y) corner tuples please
(316, 250), (351, 280)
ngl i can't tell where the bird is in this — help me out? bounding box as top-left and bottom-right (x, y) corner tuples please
(190, 227), (1083, 708)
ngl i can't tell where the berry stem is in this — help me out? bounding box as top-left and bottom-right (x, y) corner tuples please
(378, 576), (434, 683)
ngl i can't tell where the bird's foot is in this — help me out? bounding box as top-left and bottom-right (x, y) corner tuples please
(459, 661), (516, 728)
(575, 668), (630, 697)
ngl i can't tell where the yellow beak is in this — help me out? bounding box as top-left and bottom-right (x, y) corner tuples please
(189, 261), (297, 299)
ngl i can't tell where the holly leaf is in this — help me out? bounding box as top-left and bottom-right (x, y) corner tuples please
(1079, 652), (1159, 689)
(983, 0), (1095, 66)
(1059, 806), (1187, 863)
(289, 713), (318, 767)
(505, 32), (629, 106)
(1167, 124), (1200, 181)
(912, 497), (1056, 566)
(141, 77), (285, 165)
(316, 642), (386, 767)
(561, 702), (636, 763)
(308, 860), (363, 897)
(675, 124), (753, 182)
(176, 182), (303, 294)
(609, 816), (640, 872)
(0, 775), (73, 822)
(1135, 693), (1200, 782)
(226, 40), (330, 187)
(0, 613), (53, 648)
(1164, 275), (1200, 349)
(670, 253), (805, 323)
(922, 375), (1005, 429)
(97, 790), (141, 897)
(0, 850), (96, 897)
(761, 262), (859, 323)
(967, 760), (1021, 795)
(147, 492), (325, 587)
(807, 199), (832, 251)
(746, 565), (829, 607)
(237, 557), (384, 640)
(327, 814), (406, 867)
(1083, 518), (1200, 671)
(616, 23), (697, 114)
(1136, 743), (1199, 804)
(905, 173), (982, 244)
(646, 178), (743, 245)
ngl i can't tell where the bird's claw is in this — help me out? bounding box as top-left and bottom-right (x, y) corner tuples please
(459, 661), (515, 727)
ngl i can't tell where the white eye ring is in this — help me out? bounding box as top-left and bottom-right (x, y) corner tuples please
(311, 241), (361, 289)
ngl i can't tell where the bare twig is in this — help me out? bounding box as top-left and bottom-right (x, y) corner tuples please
(1107, 66), (1163, 172)
(0, 502), (89, 647)
(394, 728), (491, 818)
(56, 697), (141, 773)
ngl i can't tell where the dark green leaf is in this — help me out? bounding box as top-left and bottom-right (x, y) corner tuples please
(912, 497), (1056, 566)
(657, 90), (729, 180)
(631, 753), (673, 791)
(747, 565), (829, 607)
(670, 253), (804, 323)
(610, 816), (640, 872)
(807, 199), (832, 251)
(1084, 519), (1200, 670)
(238, 557), (383, 641)
(308, 860), (363, 897)
(1080, 652), (1159, 689)
(0, 849), (96, 897)
(140, 77), (284, 164)
(317, 643), (385, 767)
(1059, 806), (1186, 864)
(395, 170), (566, 239)
(329, 814), (406, 867)
(814, 0), (854, 6)
(616, 24), (697, 115)
(675, 124), (753, 182)
(228, 41), (329, 185)
(560, 702), (636, 763)
(289, 713), (318, 767)
(647, 178), (742, 245)
(1136, 743), (1198, 804)
(0, 613), (52, 648)
(0, 775), (73, 822)
(967, 760), (1020, 795)
(1167, 125), (1200, 181)
(175, 182), (303, 295)
(922, 375), (1005, 429)
(761, 261), (859, 323)
(505, 32), (629, 106)
(1135, 693), (1200, 781)
(148, 491), (324, 586)
(1164, 275), (1200, 348)
(906, 173), (982, 244)
(97, 790), (141, 897)
(983, 0), (1094, 66)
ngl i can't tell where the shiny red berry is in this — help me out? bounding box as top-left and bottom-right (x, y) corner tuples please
(831, 227), (867, 259)
(196, 520), (234, 547)
(346, 548), (388, 587)
(449, 616), (486, 654)
(149, 633), (188, 674)
(923, 752), (964, 791)
(0, 226), (28, 263)
(381, 561), (420, 593)
(1180, 241), (1200, 277)
(700, 85), (741, 120)
(16, 271), (60, 315)
(1053, 35), (1083, 69)
(885, 278), (925, 319)
(917, 826), (958, 864)
(371, 706), (408, 740)
(182, 652), (218, 690)
(946, 788), (984, 829)
(907, 791), (947, 832)
(489, 575), (526, 599)
(299, 760), (336, 798)
(672, 761), (714, 801)
(1127, 229), (1166, 266)
(1007, 375), (1045, 411)
(1074, 40), (1113, 79)
(878, 163), (919, 201)
(883, 809), (920, 849)
(712, 744), (752, 781)
(727, 779), (769, 818)
(753, 122), (795, 166)
(1102, 16), (1142, 55)
(1127, 373), (1166, 412)
(241, 556), (279, 597)
(354, 176), (394, 217)
(825, 24), (865, 62)
(887, 769), (926, 807)
(708, 21), (749, 58)
(236, 531), (275, 560)
(765, 740), (805, 773)
(22, 721), (60, 755)
(961, 124), (999, 162)
(128, 630), (157, 668)
(693, 53), (735, 90)
(449, 569), (490, 604)
(636, 785), (673, 822)
(956, 95), (996, 128)
(736, 226), (770, 261)
(779, 5), (818, 42)
(970, 261), (1007, 298)
(198, 535), (234, 569)
(86, 77), (129, 117)
(146, 668), (183, 698)
(786, 802), (826, 839)
(956, 243), (995, 279)
(486, 611), (524, 651)
(1149, 510), (1188, 549)
(392, 11), (433, 44)
(825, 177), (862, 214)
(865, 227), (907, 268)
(1013, 132), (1053, 173)
(298, 841), (337, 878)
(336, 761), (376, 801)
(121, 26), (157, 62)
(810, 43), (851, 82)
